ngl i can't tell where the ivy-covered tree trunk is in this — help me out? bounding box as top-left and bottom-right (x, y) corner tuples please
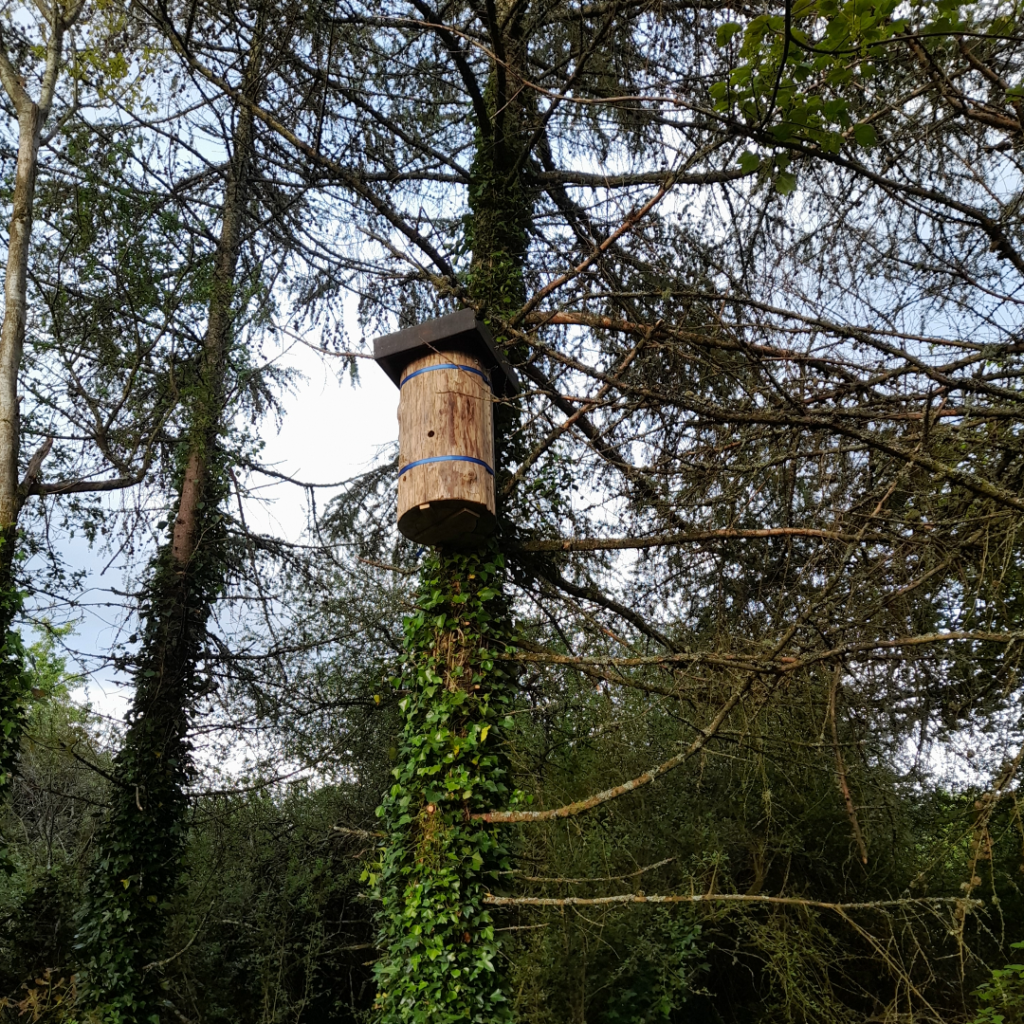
(372, 5), (532, 1021)
(76, 25), (262, 1022)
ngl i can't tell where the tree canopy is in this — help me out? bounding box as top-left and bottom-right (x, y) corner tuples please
(1, 0), (1024, 1021)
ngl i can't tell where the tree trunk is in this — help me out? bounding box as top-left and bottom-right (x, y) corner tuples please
(0, 105), (44, 818)
(373, 6), (531, 1021)
(77, 22), (262, 1019)
(0, 106), (42, 533)
(0, 9), (69, 854)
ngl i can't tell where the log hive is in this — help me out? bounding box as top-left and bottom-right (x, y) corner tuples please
(373, 309), (518, 547)
(397, 349), (495, 545)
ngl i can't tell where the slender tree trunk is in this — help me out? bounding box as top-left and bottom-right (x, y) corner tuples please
(77, 22), (262, 1020)
(0, 107), (42, 534)
(0, 106), (45, 814)
(0, 8), (71, 846)
(373, 7), (531, 1021)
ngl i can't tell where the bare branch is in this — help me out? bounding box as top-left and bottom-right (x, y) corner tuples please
(474, 674), (759, 823)
(519, 527), (898, 552)
(484, 892), (981, 911)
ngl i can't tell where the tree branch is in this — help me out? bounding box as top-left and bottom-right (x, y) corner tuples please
(519, 527), (897, 552)
(484, 892), (980, 910)
(474, 674), (759, 822)
(530, 166), (753, 188)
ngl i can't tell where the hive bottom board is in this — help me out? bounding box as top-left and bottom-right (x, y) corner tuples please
(397, 498), (496, 547)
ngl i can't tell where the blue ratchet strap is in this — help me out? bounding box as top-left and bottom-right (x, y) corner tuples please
(399, 363), (491, 389)
(399, 455), (494, 477)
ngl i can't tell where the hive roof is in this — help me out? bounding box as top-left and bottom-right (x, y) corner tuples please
(373, 308), (520, 397)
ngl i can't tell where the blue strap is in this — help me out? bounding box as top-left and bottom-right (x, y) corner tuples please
(399, 455), (494, 477)
(399, 363), (491, 389)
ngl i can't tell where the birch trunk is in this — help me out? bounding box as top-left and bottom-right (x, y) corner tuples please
(0, 4), (75, 540)
(0, 5), (77, 827)
(0, 106), (42, 536)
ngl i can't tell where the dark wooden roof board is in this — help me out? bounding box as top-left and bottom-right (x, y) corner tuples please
(373, 308), (519, 397)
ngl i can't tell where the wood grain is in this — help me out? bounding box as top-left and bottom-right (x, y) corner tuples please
(397, 349), (496, 545)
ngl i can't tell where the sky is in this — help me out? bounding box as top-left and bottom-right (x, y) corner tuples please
(57, 338), (398, 722)
(243, 341), (397, 542)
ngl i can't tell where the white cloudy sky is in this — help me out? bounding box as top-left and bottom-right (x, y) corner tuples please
(46, 337), (398, 721)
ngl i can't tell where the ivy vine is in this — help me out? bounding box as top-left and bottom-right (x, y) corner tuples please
(75, 445), (231, 1023)
(367, 541), (524, 1024)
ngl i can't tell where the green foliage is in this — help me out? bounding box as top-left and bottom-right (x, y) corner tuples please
(499, 659), (1024, 1023)
(973, 942), (1024, 1024)
(511, 902), (706, 1024)
(0, 642), (107, 1020)
(0, 538), (32, 877)
(369, 543), (522, 1024)
(163, 785), (377, 1024)
(710, 0), (1005, 186)
(601, 913), (704, 1024)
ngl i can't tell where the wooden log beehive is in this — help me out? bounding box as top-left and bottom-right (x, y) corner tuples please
(396, 349), (495, 544)
(373, 309), (518, 547)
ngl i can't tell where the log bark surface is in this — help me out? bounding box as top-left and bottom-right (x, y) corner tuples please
(397, 349), (496, 545)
